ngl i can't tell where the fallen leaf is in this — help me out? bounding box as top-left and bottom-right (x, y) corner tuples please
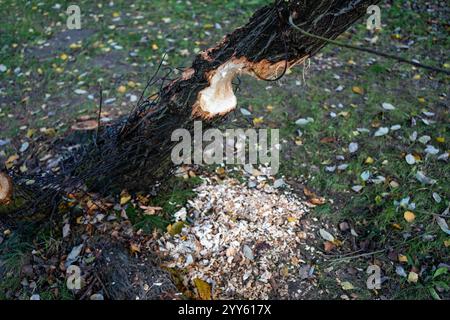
(435, 216), (450, 235)
(309, 197), (326, 205)
(405, 154), (416, 165)
(167, 221), (185, 236)
(374, 127), (389, 137)
(324, 241), (335, 252)
(319, 229), (335, 242)
(341, 281), (355, 290)
(120, 194), (131, 205)
(287, 217), (297, 223)
(117, 85), (127, 94)
(140, 206), (163, 216)
(130, 243), (141, 254)
(349, 142), (359, 153)
(352, 86), (364, 95)
(303, 187), (316, 197)
(407, 271), (418, 283)
(382, 102), (396, 110)
(193, 278), (212, 300)
(5, 154), (19, 169)
(404, 211), (416, 223)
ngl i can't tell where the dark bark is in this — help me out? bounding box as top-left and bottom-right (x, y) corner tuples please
(1, 0), (379, 217)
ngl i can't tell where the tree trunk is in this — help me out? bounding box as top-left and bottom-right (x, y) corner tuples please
(1, 0), (379, 217)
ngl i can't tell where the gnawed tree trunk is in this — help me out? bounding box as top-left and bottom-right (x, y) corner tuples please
(1, 0), (379, 218)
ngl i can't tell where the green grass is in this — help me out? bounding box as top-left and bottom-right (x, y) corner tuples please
(0, 0), (449, 300)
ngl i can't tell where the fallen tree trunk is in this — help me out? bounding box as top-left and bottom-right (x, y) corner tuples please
(1, 0), (379, 217)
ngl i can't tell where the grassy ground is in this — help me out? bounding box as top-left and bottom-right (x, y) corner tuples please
(0, 0), (449, 299)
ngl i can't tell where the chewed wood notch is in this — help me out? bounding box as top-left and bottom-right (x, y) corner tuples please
(192, 55), (308, 119)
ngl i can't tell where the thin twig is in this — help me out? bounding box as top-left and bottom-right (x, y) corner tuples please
(323, 249), (386, 263)
(289, 16), (450, 75)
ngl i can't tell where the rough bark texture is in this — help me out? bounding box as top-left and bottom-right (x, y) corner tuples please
(1, 0), (379, 218)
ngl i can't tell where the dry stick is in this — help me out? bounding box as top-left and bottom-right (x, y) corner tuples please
(95, 86), (103, 146)
(288, 16), (450, 76)
(323, 249), (386, 263)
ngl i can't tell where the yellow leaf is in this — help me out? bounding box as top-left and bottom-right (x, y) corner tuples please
(152, 43), (159, 50)
(117, 85), (127, 94)
(69, 43), (81, 49)
(392, 223), (402, 230)
(55, 67), (64, 73)
(418, 97), (426, 103)
(266, 105), (273, 112)
(404, 211), (416, 223)
(365, 157), (374, 164)
(398, 254), (408, 263)
(444, 240), (450, 247)
(60, 53), (68, 61)
(120, 194), (131, 205)
(5, 154), (19, 169)
(26, 129), (36, 138)
(253, 117), (264, 125)
(193, 278), (212, 300)
(287, 217), (297, 223)
(112, 12), (120, 17)
(413, 74), (421, 80)
(436, 137), (445, 143)
(407, 271), (418, 283)
(127, 81), (136, 88)
(167, 221), (185, 236)
(352, 86), (364, 95)
(341, 281), (354, 290)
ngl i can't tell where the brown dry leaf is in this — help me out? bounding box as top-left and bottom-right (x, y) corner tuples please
(303, 187), (316, 198)
(309, 197), (326, 205)
(130, 243), (141, 254)
(193, 278), (212, 300)
(320, 137), (337, 144)
(324, 241), (336, 252)
(140, 206), (163, 216)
